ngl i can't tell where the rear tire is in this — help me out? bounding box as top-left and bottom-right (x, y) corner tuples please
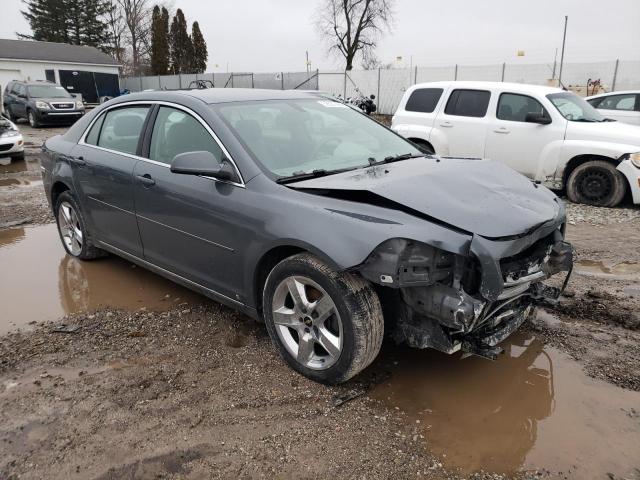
(5, 106), (18, 121)
(263, 253), (384, 384)
(54, 191), (106, 260)
(567, 160), (627, 207)
(28, 109), (40, 128)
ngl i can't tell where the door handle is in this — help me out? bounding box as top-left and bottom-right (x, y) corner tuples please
(493, 128), (510, 134)
(440, 121), (453, 128)
(71, 155), (86, 166)
(136, 174), (155, 186)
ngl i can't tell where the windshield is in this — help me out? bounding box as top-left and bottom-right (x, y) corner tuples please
(546, 92), (606, 122)
(27, 85), (72, 98)
(214, 99), (421, 178)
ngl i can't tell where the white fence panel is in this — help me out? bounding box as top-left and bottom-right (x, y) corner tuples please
(615, 60), (640, 91)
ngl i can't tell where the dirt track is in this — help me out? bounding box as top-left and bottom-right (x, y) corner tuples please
(1, 122), (639, 480)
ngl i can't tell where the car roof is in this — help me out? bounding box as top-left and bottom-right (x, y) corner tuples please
(409, 80), (564, 96)
(125, 88), (321, 104)
(585, 90), (639, 99)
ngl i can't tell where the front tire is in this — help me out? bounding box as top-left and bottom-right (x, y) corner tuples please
(28, 109), (40, 128)
(567, 160), (627, 207)
(263, 253), (384, 384)
(54, 191), (105, 260)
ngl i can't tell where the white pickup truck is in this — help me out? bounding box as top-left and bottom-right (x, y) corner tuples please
(392, 81), (640, 207)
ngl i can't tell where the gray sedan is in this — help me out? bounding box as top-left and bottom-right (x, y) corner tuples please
(41, 89), (572, 384)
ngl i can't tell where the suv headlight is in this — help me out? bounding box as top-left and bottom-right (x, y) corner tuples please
(630, 152), (640, 168)
(35, 101), (50, 110)
(76, 100), (84, 109)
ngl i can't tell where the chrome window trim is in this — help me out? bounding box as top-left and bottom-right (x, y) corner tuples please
(78, 100), (246, 188)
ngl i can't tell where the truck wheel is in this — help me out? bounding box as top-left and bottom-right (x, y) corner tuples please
(28, 110), (40, 128)
(567, 160), (627, 207)
(5, 106), (17, 121)
(263, 253), (384, 384)
(54, 191), (106, 260)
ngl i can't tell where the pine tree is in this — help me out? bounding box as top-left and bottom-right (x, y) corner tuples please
(20, 0), (69, 43)
(150, 5), (170, 75)
(20, 0), (112, 52)
(190, 21), (207, 74)
(168, 8), (192, 74)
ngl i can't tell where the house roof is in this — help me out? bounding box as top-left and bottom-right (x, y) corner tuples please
(0, 39), (118, 66)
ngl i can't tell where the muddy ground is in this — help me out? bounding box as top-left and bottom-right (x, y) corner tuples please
(1, 122), (639, 480)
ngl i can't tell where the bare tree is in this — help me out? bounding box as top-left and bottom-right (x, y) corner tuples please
(316, 0), (394, 71)
(104, 0), (127, 66)
(115, 0), (152, 74)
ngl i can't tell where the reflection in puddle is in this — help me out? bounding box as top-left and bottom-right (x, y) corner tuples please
(0, 157), (39, 174)
(0, 224), (206, 334)
(574, 259), (640, 281)
(371, 332), (640, 479)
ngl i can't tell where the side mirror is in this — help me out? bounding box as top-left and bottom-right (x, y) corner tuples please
(170, 151), (237, 182)
(18, 93), (27, 99)
(525, 112), (552, 125)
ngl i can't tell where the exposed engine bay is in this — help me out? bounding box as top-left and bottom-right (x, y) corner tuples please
(355, 225), (573, 359)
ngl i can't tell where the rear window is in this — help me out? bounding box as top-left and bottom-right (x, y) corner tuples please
(444, 89), (491, 117)
(405, 88), (443, 113)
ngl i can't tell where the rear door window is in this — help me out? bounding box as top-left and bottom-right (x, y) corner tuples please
(96, 106), (150, 155)
(149, 106), (223, 165)
(85, 114), (106, 145)
(497, 93), (548, 122)
(444, 89), (491, 117)
(405, 88), (444, 113)
(595, 94), (637, 111)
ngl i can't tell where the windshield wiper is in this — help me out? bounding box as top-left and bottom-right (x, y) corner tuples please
(276, 166), (357, 184)
(381, 153), (426, 164)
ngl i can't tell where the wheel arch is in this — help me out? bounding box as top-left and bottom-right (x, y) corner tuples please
(251, 242), (346, 319)
(51, 180), (72, 209)
(562, 153), (622, 189)
(407, 137), (435, 153)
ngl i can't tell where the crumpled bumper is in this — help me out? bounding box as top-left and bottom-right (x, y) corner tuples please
(391, 232), (573, 359)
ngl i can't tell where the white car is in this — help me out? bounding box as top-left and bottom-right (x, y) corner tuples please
(392, 81), (640, 207)
(585, 91), (640, 125)
(0, 114), (24, 161)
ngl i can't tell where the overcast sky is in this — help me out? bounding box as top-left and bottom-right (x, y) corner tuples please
(1, 0), (639, 72)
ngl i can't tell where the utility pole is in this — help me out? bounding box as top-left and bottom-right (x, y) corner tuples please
(306, 51), (310, 74)
(552, 47), (558, 80)
(558, 16), (568, 87)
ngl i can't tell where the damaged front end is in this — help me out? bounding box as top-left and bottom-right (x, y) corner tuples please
(355, 220), (573, 360)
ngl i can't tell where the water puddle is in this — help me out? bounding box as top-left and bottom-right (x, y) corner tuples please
(574, 259), (640, 281)
(370, 331), (640, 479)
(0, 157), (40, 174)
(0, 178), (42, 187)
(0, 224), (206, 334)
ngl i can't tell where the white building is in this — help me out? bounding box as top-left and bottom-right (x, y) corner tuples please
(0, 39), (120, 104)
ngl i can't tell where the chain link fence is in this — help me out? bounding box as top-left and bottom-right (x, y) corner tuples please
(122, 60), (640, 115)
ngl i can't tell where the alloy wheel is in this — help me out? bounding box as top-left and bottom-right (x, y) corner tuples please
(271, 276), (343, 370)
(28, 111), (36, 127)
(57, 201), (83, 256)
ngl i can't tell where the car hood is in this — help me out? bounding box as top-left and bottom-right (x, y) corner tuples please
(287, 157), (561, 238)
(565, 120), (640, 147)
